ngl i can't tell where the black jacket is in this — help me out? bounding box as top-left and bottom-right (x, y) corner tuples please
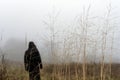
(24, 47), (43, 72)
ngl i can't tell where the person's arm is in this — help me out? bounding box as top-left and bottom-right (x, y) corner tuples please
(39, 55), (43, 69)
(38, 51), (43, 69)
(24, 51), (29, 71)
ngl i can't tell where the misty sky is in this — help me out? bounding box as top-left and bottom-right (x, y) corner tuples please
(0, 0), (120, 62)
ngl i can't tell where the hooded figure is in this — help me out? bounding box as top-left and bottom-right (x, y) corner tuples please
(24, 41), (43, 80)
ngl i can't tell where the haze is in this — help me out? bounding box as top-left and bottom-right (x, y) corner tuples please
(0, 0), (120, 63)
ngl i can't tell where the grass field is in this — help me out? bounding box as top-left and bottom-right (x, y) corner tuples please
(0, 4), (119, 80)
(0, 62), (120, 80)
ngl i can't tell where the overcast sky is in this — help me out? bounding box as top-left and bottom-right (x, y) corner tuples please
(0, 0), (120, 62)
(0, 0), (120, 41)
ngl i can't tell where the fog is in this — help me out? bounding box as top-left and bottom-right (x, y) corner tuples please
(0, 0), (120, 63)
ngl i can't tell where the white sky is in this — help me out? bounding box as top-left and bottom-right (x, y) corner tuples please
(0, 0), (120, 62)
(0, 0), (120, 39)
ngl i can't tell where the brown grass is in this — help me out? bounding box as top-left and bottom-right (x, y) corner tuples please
(0, 62), (120, 80)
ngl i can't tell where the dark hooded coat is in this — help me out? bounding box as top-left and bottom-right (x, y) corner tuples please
(24, 42), (43, 80)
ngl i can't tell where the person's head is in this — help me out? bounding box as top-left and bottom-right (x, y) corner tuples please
(28, 41), (36, 49)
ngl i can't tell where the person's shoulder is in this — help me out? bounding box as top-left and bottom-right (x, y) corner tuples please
(25, 49), (30, 54)
(32, 47), (38, 52)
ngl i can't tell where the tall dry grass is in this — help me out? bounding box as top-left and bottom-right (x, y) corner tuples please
(0, 4), (119, 80)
